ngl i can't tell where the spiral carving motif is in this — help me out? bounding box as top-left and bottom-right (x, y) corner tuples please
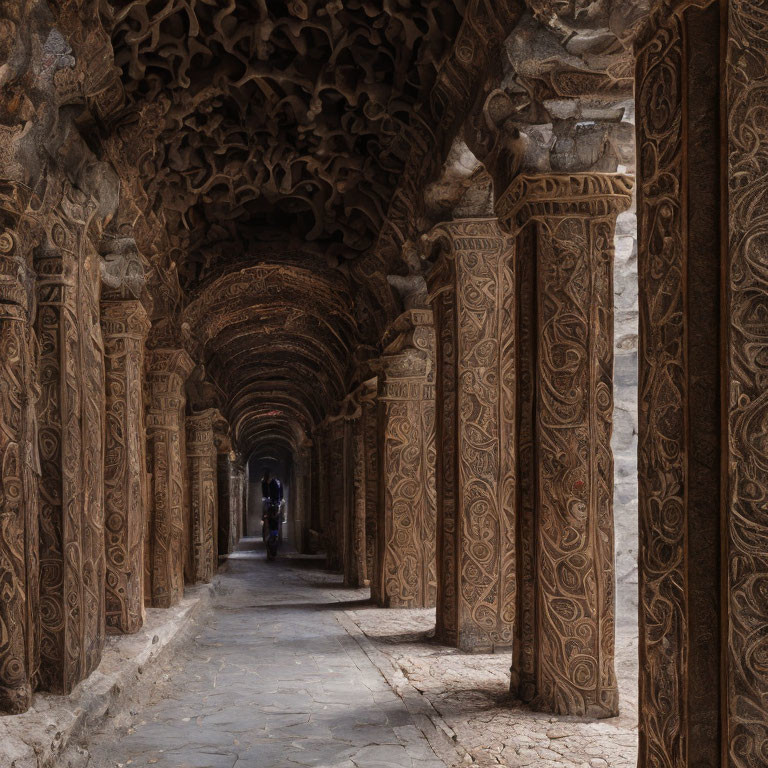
(0, 188), (39, 714)
(726, 1), (768, 764)
(427, 218), (517, 652)
(377, 311), (437, 609)
(186, 409), (220, 585)
(102, 300), (150, 634)
(146, 349), (194, 608)
(35, 184), (107, 694)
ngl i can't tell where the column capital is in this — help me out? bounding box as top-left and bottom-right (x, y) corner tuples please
(100, 299), (151, 340)
(187, 408), (220, 452)
(147, 347), (195, 385)
(495, 173), (633, 233)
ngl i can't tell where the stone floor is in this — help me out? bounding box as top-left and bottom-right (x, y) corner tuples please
(341, 606), (638, 768)
(85, 544), (449, 768)
(83, 543), (638, 768)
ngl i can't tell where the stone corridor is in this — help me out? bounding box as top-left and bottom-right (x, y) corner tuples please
(85, 543), (449, 768)
(74, 541), (638, 768)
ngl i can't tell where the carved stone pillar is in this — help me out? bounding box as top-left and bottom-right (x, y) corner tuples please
(636, 2), (768, 764)
(293, 446), (311, 554)
(360, 380), (379, 598)
(101, 300), (150, 635)
(425, 218), (517, 652)
(344, 405), (368, 588)
(496, 173), (632, 717)
(35, 200), (107, 695)
(187, 409), (220, 584)
(145, 349), (194, 608)
(217, 449), (244, 558)
(375, 308), (437, 609)
(326, 418), (345, 572)
(0, 195), (40, 714)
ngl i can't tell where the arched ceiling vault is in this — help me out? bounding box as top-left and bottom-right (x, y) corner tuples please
(183, 259), (358, 455)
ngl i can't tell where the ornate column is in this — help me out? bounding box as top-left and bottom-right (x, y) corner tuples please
(325, 417), (345, 572)
(496, 172), (632, 718)
(35, 191), (107, 695)
(0, 189), (40, 714)
(425, 218), (517, 653)
(145, 348), (194, 608)
(360, 380), (379, 598)
(293, 445), (311, 554)
(186, 409), (221, 584)
(101, 300), (150, 634)
(214, 422), (236, 558)
(344, 401), (368, 588)
(375, 308), (437, 609)
(635, 2), (768, 764)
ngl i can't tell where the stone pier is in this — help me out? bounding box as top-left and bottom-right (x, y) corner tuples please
(374, 309), (437, 609)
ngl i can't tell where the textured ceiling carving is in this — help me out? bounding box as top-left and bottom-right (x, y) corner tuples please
(182, 257), (358, 450)
(109, 0), (464, 276)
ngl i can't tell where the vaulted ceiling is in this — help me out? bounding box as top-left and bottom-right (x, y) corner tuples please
(109, 0), (464, 290)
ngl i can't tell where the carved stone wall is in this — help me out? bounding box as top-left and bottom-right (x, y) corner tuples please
(187, 409), (220, 584)
(145, 349), (194, 608)
(497, 173), (632, 718)
(102, 300), (150, 634)
(636, 1), (768, 764)
(0, 186), (40, 714)
(35, 180), (107, 695)
(426, 218), (517, 653)
(375, 309), (437, 609)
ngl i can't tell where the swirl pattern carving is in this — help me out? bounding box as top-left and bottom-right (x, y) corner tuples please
(145, 349), (194, 608)
(35, 181), (107, 694)
(426, 218), (517, 653)
(497, 173), (630, 718)
(725, 1), (768, 764)
(187, 410), (220, 585)
(344, 411), (368, 588)
(102, 300), (151, 635)
(376, 310), (437, 609)
(0, 186), (40, 714)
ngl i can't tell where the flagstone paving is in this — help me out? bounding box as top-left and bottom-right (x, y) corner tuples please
(85, 546), (448, 768)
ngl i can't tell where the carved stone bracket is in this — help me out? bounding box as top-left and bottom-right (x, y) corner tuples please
(145, 348), (195, 608)
(101, 299), (151, 634)
(374, 309), (437, 609)
(425, 217), (517, 652)
(186, 408), (221, 584)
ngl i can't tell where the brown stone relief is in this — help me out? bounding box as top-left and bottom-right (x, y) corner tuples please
(0, 185), (41, 714)
(426, 218), (518, 653)
(376, 309), (437, 609)
(35, 180), (107, 695)
(344, 407), (368, 589)
(145, 349), (194, 608)
(497, 173), (631, 718)
(187, 409), (221, 585)
(102, 300), (151, 635)
(725, 1), (768, 764)
(361, 383), (379, 600)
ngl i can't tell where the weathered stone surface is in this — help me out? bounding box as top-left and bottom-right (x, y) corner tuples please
(375, 309), (437, 610)
(426, 218), (517, 653)
(102, 300), (151, 635)
(145, 349), (194, 609)
(186, 408), (221, 585)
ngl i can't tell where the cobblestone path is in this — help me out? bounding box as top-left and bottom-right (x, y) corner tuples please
(87, 546), (447, 768)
